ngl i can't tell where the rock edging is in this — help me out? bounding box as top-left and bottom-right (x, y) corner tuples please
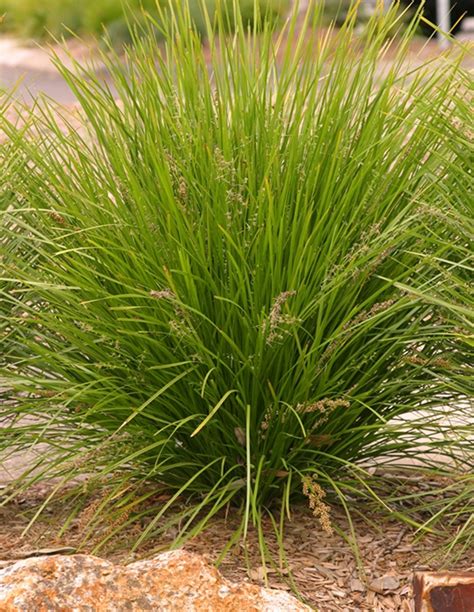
(0, 549), (312, 611)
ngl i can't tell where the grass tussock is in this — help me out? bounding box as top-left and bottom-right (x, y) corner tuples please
(1, 1), (473, 561)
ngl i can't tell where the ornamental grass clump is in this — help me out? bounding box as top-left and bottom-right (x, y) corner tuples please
(1, 1), (472, 557)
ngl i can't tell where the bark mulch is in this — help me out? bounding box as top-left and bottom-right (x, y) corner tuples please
(1, 480), (472, 611)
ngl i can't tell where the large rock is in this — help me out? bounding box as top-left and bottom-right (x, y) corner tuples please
(0, 549), (311, 611)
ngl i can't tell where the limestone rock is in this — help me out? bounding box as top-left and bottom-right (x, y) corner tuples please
(0, 549), (311, 611)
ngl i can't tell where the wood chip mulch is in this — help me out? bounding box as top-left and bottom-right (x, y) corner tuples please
(1, 481), (472, 611)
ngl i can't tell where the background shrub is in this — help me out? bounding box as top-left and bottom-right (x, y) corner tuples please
(0, 0), (289, 43)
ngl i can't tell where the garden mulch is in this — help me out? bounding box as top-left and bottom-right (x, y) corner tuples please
(1, 478), (472, 611)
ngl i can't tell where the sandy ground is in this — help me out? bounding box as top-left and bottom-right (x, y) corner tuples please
(0, 37), (106, 103)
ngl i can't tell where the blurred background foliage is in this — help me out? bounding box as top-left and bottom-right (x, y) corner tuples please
(0, 0), (456, 46)
(0, 0), (292, 44)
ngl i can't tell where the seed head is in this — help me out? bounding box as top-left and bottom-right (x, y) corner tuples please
(297, 397), (350, 428)
(177, 177), (188, 201)
(48, 210), (66, 225)
(302, 475), (333, 535)
(150, 288), (176, 300)
(263, 290), (297, 345)
(297, 397), (350, 414)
